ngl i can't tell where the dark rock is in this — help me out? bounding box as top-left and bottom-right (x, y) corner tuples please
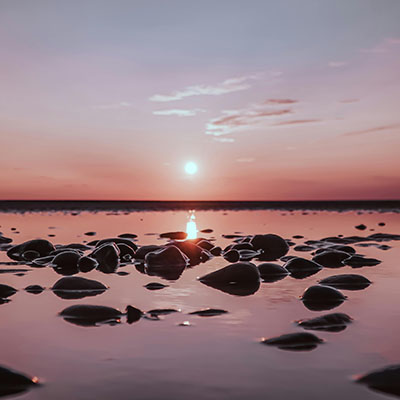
(319, 274), (371, 290)
(126, 305), (143, 324)
(367, 233), (400, 242)
(145, 246), (188, 268)
(285, 257), (322, 279)
(55, 243), (92, 251)
(59, 304), (123, 326)
(356, 364), (400, 397)
(296, 313), (352, 332)
(344, 255), (381, 268)
(0, 364), (39, 397)
(301, 285), (346, 311)
(0, 284), (17, 298)
(95, 238), (137, 251)
(251, 234), (289, 260)
(147, 309), (180, 319)
(232, 242), (254, 251)
(77, 256), (98, 273)
(134, 245), (163, 260)
(0, 236), (12, 244)
(292, 235), (304, 239)
(378, 222), (385, 226)
(116, 243), (135, 260)
(200, 229), (213, 233)
(22, 250), (40, 261)
(166, 241), (208, 265)
(144, 282), (168, 290)
(24, 285), (44, 294)
(355, 224), (367, 230)
(197, 240), (214, 251)
(84, 231), (96, 236)
(51, 251), (80, 274)
(118, 233), (138, 239)
(30, 255), (54, 267)
(258, 263), (288, 282)
(7, 239), (55, 261)
(312, 250), (350, 268)
(261, 332), (323, 351)
(238, 249), (260, 261)
(199, 262), (260, 286)
(160, 231), (187, 240)
(189, 308), (228, 317)
(224, 249), (240, 263)
(91, 243), (120, 273)
(294, 245), (315, 252)
(52, 277), (107, 299)
(210, 246), (222, 256)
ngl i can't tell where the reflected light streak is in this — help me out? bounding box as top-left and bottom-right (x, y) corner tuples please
(186, 210), (197, 239)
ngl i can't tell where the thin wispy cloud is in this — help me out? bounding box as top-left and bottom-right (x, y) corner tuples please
(343, 124), (400, 137)
(274, 119), (321, 126)
(149, 75), (258, 102)
(153, 108), (205, 117)
(206, 105), (292, 137)
(264, 99), (298, 105)
(92, 102), (133, 110)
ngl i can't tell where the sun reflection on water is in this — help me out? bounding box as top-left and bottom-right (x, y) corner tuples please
(186, 210), (197, 239)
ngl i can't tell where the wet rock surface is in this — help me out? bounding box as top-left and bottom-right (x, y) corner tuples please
(356, 364), (400, 397)
(261, 332), (323, 351)
(296, 313), (353, 332)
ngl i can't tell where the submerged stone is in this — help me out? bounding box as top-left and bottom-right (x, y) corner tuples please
(199, 262), (260, 285)
(343, 255), (381, 268)
(145, 246), (188, 268)
(312, 250), (350, 268)
(0, 364), (39, 397)
(356, 364), (400, 397)
(261, 332), (323, 351)
(24, 285), (44, 294)
(319, 274), (371, 290)
(52, 276), (107, 298)
(160, 231), (187, 240)
(224, 249), (240, 263)
(59, 304), (123, 326)
(144, 282), (169, 290)
(0, 284), (17, 298)
(7, 239), (55, 261)
(301, 285), (346, 311)
(189, 308), (228, 317)
(296, 313), (352, 332)
(251, 234), (289, 261)
(258, 263), (289, 282)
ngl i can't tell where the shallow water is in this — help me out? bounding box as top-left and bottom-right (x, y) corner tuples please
(0, 208), (400, 400)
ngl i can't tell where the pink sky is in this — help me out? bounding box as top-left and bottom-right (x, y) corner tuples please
(0, 1), (399, 200)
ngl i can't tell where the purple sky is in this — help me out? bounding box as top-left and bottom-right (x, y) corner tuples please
(1, 1), (399, 200)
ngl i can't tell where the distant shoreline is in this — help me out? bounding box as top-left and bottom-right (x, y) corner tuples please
(0, 200), (399, 213)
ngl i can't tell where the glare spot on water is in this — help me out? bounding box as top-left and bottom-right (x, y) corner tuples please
(186, 210), (197, 239)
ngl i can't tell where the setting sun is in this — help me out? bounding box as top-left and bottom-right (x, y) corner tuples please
(184, 161), (198, 175)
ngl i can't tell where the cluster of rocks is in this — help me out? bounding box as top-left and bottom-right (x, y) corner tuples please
(1, 227), (400, 397)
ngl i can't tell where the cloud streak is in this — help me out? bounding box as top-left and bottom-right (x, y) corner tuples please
(153, 108), (205, 117)
(149, 75), (258, 102)
(343, 124), (400, 137)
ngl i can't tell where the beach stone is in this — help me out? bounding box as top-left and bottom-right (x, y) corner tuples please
(91, 243), (120, 273)
(52, 276), (107, 292)
(0, 364), (38, 397)
(344, 255), (381, 268)
(356, 364), (400, 397)
(144, 282), (168, 290)
(160, 231), (187, 240)
(238, 249), (260, 261)
(166, 241), (208, 265)
(77, 256), (98, 272)
(258, 263), (288, 281)
(51, 251), (80, 269)
(134, 245), (163, 260)
(294, 245), (315, 252)
(319, 274), (371, 290)
(147, 308), (179, 317)
(145, 246), (188, 268)
(378, 222), (385, 226)
(0, 284), (17, 298)
(199, 262), (260, 285)
(285, 257), (323, 273)
(24, 285), (44, 294)
(312, 250), (350, 268)
(261, 332), (323, 351)
(95, 238), (137, 251)
(0, 235), (12, 244)
(116, 243), (135, 260)
(189, 308), (228, 317)
(210, 246), (222, 256)
(355, 224), (367, 230)
(59, 304), (123, 325)
(7, 239), (55, 261)
(118, 233), (138, 239)
(250, 234), (289, 260)
(301, 285), (346, 311)
(126, 305), (143, 324)
(197, 240), (214, 251)
(232, 242), (254, 251)
(200, 229), (213, 233)
(296, 313), (352, 332)
(84, 231), (96, 236)
(224, 249), (240, 263)
(22, 250), (40, 261)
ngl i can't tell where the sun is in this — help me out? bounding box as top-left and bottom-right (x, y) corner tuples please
(184, 161), (198, 175)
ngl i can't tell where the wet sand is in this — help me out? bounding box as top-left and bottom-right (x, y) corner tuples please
(0, 205), (399, 399)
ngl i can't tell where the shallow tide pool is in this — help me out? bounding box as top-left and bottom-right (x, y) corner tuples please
(0, 208), (399, 400)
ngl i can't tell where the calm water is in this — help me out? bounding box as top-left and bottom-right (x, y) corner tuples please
(0, 208), (400, 399)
